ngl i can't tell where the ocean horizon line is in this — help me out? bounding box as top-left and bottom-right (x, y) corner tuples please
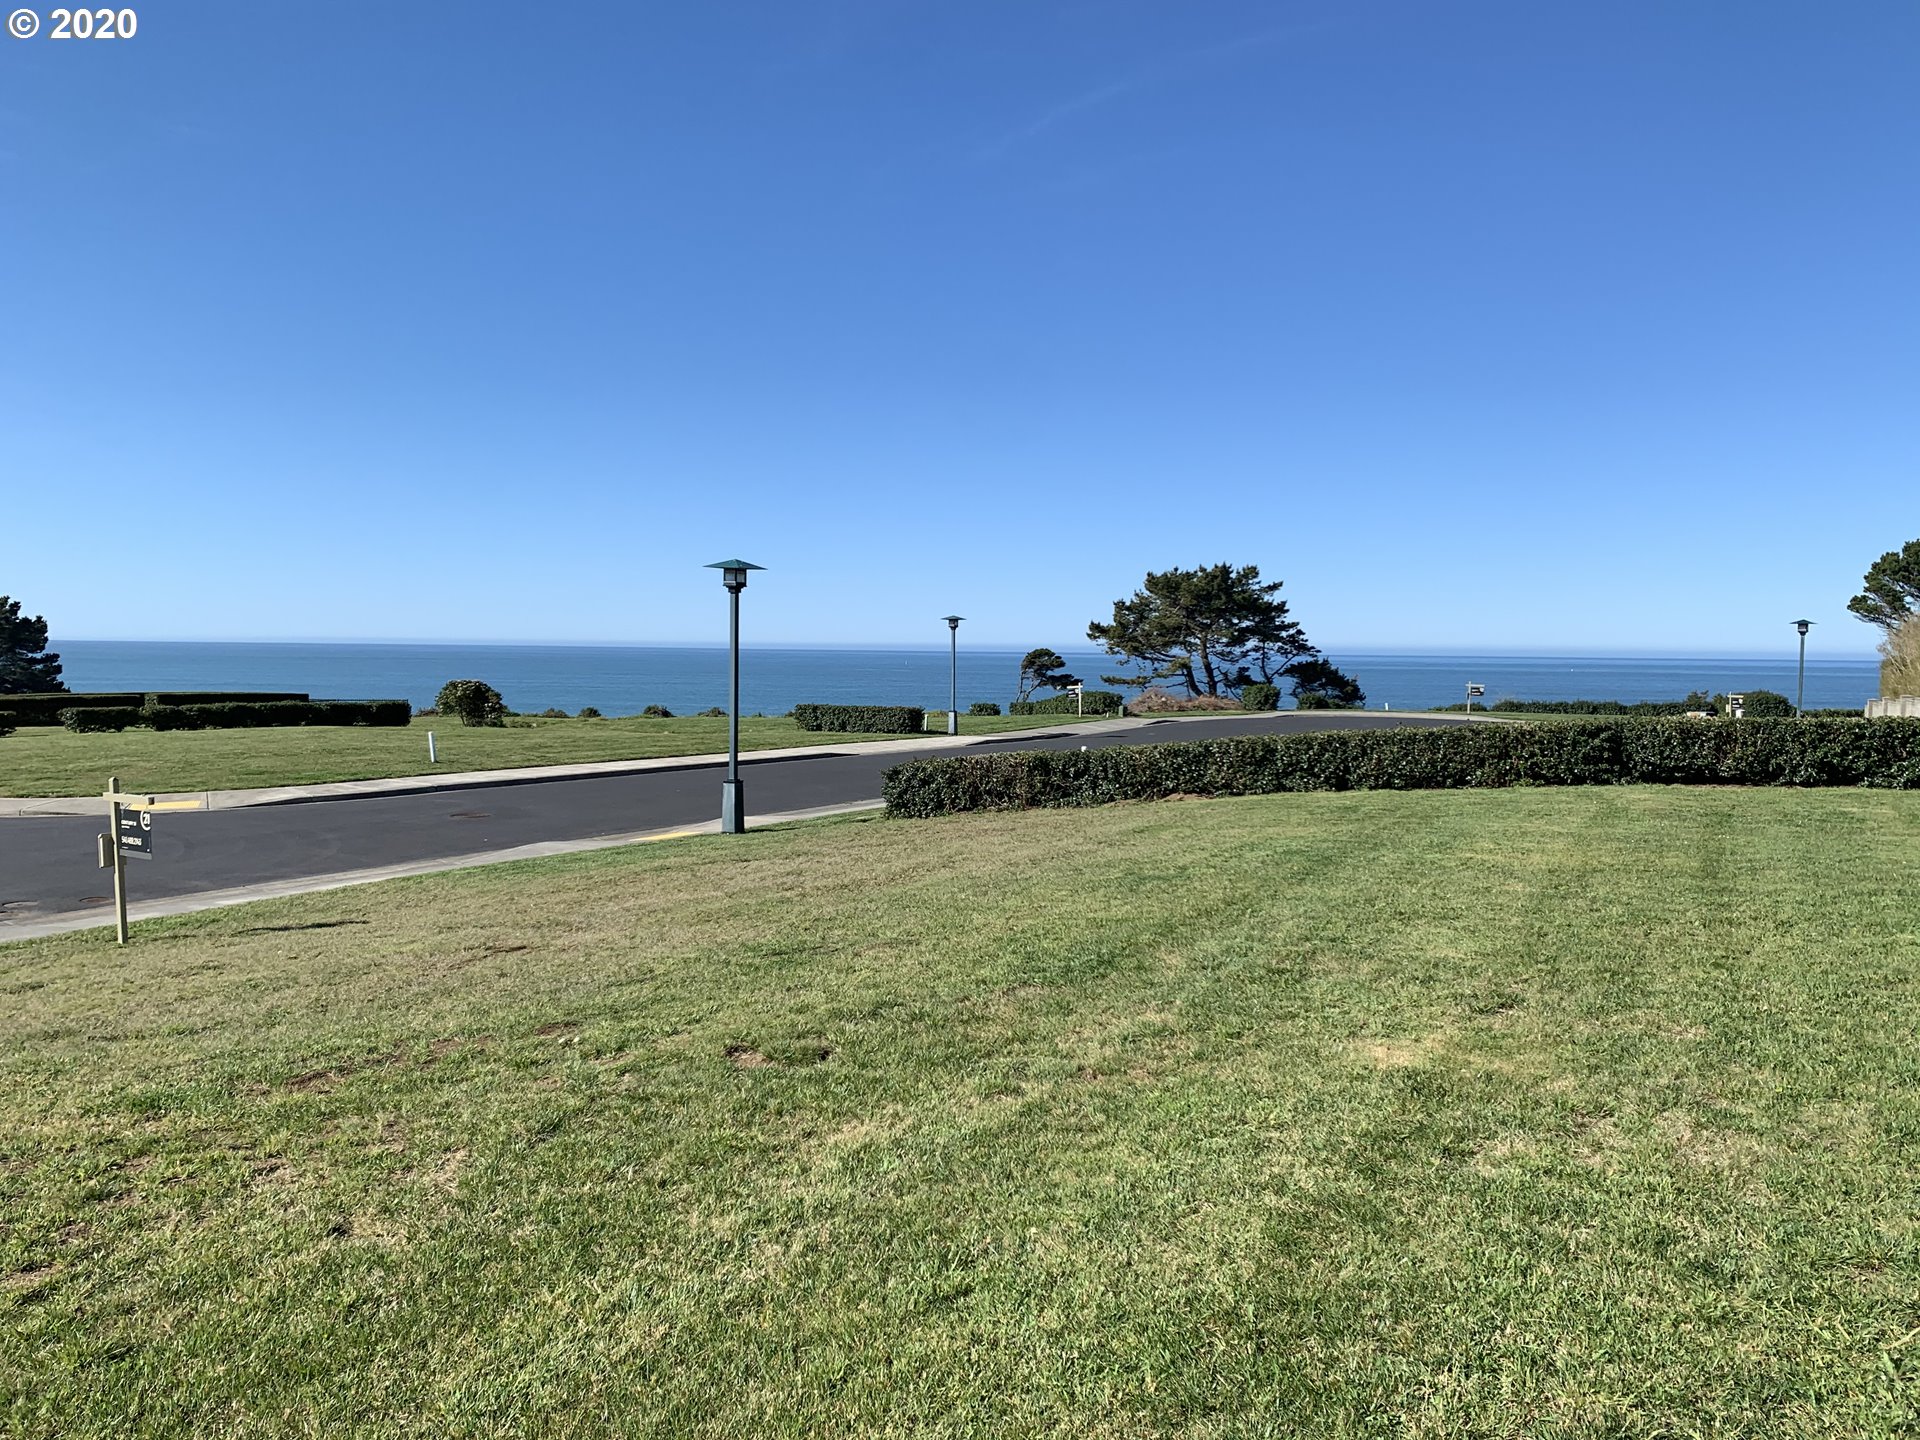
(49, 637), (1885, 662)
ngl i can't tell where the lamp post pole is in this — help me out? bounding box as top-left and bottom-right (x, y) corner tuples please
(707, 559), (764, 832)
(1793, 619), (1813, 717)
(943, 616), (964, 736)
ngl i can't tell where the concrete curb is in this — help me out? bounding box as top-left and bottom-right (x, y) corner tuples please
(0, 800), (887, 944)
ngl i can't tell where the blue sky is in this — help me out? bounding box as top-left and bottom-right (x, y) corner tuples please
(3, 2), (1912, 655)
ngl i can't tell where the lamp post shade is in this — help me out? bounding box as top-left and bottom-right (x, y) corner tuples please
(1794, 619), (1813, 636)
(706, 559), (765, 592)
(943, 615), (965, 629)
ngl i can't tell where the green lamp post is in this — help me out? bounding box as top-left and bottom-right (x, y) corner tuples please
(942, 615), (964, 735)
(707, 559), (764, 832)
(1793, 619), (1813, 717)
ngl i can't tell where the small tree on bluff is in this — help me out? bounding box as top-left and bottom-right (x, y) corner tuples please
(1016, 648), (1079, 702)
(0, 595), (66, 695)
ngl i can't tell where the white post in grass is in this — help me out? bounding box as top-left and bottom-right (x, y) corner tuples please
(428, 731), (438, 763)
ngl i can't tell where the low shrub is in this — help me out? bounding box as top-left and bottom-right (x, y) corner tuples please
(59, 706), (142, 733)
(537, 708), (570, 719)
(881, 718), (1920, 817)
(1121, 688), (1236, 715)
(968, 702), (1002, 716)
(577, 707), (603, 719)
(792, 703), (925, 733)
(1738, 689), (1795, 718)
(1009, 690), (1124, 716)
(436, 680), (507, 727)
(1241, 683), (1279, 712)
(697, 707), (727, 718)
(641, 705), (674, 718)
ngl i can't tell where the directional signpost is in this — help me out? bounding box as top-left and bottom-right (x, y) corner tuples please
(98, 777), (203, 944)
(1465, 682), (1485, 712)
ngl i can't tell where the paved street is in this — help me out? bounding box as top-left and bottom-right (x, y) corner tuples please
(0, 712), (1460, 933)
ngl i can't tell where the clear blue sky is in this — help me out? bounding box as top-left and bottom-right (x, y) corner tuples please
(4, 1), (1913, 654)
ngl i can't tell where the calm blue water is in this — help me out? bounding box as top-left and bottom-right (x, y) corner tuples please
(49, 641), (1885, 715)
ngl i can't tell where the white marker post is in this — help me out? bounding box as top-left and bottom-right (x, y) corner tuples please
(428, 730), (438, 763)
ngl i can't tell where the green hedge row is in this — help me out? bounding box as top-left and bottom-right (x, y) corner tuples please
(792, 703), (926, 733)
(1008, 690), (1124, 716)
(0, 692), (147, 725)
(0, 690), (311, 726)
(59, 700), (410, 733)
(150, 690), (308, 707)
(882, 718), (1920, 816)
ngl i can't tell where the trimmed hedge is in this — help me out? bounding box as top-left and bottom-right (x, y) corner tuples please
(0, 690), (312, 727)
(882, 718), (1920, 816)
(1009, 690), (1124, 716)
(59, 699), (410, 733)
(57, 707), (144, 733)
(0, 692), (145, 726)
(968, 702), (1002, 716)
(792, 703), (925, 733)
(149, 691), (308, 707)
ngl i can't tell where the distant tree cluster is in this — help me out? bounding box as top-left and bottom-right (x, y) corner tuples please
(1086, 563), (1364, 709)
(0, 595), (65, 695)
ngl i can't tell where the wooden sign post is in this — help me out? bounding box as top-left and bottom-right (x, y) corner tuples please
(98, 777), (204, 944)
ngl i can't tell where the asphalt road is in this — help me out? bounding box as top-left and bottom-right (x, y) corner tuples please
(0, 712), (1459, 929)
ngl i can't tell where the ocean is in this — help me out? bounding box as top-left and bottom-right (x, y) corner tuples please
(46, 641), (1885, 716)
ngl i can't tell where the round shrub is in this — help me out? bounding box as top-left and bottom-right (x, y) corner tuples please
(537, 708), (570, 719)
(435, 680), (507, 727)
(1740, 689), (1795, 718)
(641, 704), (674, 718)
(697, 706), (726, 718)
(577, 707), (603, 719)
(1240, 682), (1280, 712)
(968, 702), (1002, 716)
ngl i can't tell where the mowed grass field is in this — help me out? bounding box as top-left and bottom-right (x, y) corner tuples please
(4, 787), (1918, 1436)
(0, 712), (1092, 798)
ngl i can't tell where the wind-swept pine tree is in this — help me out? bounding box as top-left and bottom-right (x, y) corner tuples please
(0, 595), (66, 694)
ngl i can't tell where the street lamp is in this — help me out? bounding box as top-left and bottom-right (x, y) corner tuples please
(706, 559), (764, 832)
(942, 615), (964, 736)
(1793, 619), (1813, 717)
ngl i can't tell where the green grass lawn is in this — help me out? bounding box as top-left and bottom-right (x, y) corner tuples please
(4, 787), (1919, 1436)
(0, 712), (1094, 798)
